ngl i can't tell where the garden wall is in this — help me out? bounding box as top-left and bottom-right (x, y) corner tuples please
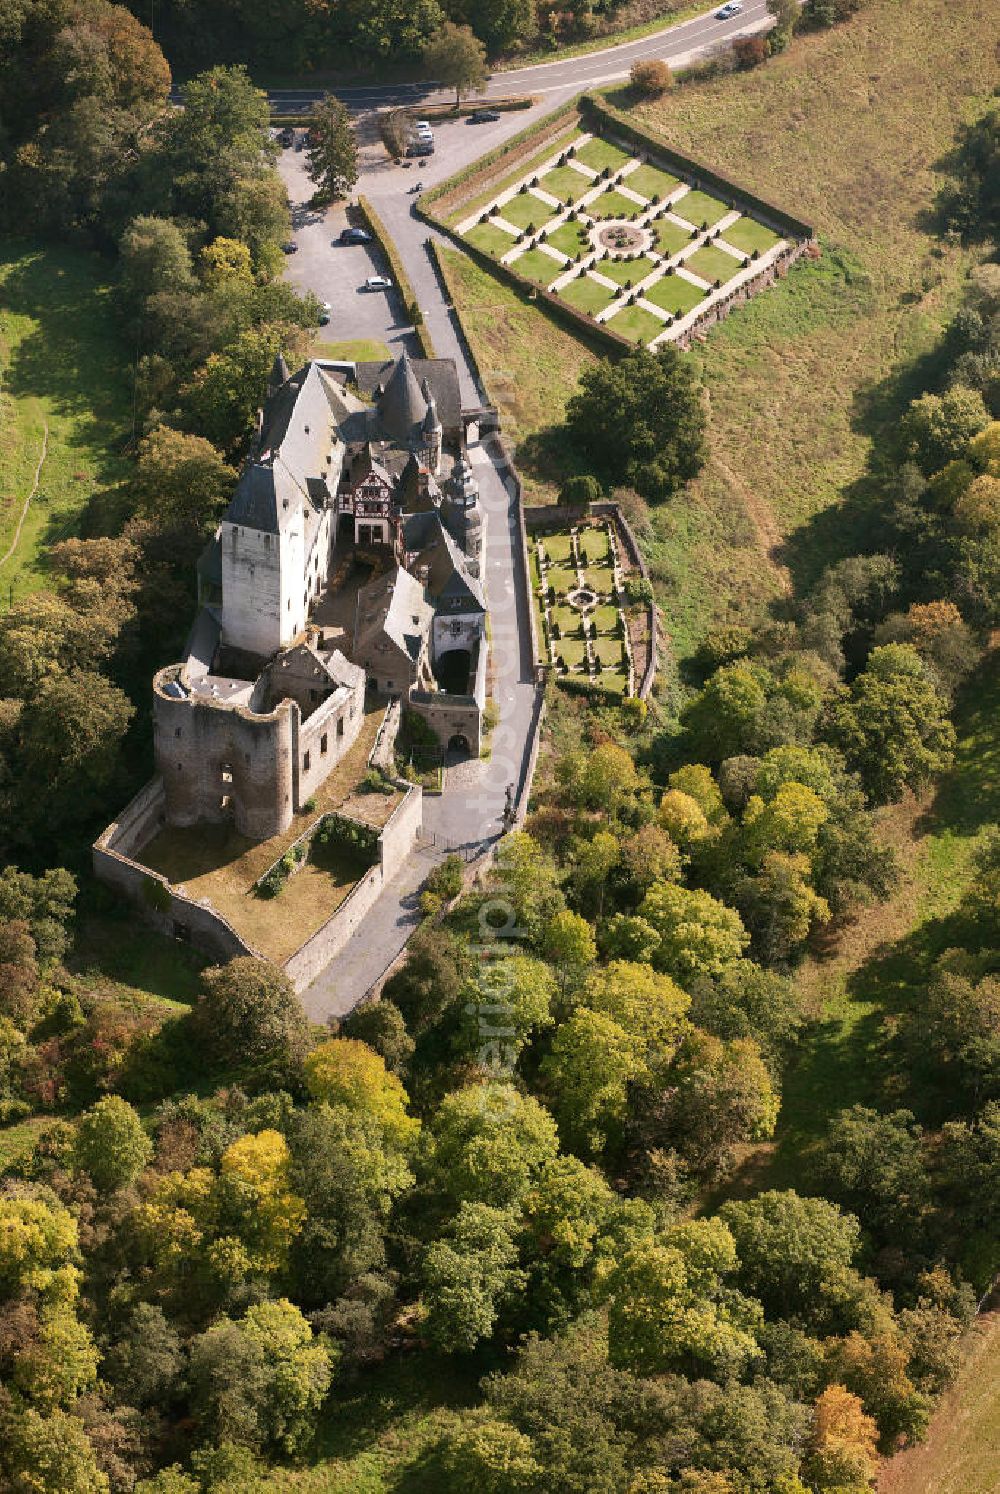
(92, 779), (257, 964)
(523, 501), (657, 699)
(580, 93), (815, 241)
(282, 783), (423, 991)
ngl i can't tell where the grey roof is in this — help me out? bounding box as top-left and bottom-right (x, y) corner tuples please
(356, 357), (463, 437)
(376, 351), (428, 443)
(407, 514), (486, 613)
(355, 565), (433, 663)
(225, 361), (354, 535)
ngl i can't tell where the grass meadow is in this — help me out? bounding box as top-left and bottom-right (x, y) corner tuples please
(0, 240), (131, 600)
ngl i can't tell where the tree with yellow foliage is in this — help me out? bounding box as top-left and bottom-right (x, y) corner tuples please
(304, 1039), (419, 1150)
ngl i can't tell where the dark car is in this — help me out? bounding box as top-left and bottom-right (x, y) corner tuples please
(406, 141), (434, 158)
(278, 126), (295, 147)
(339, 226), (372, 244)
(281, 240), (298, 254)
(468, 109), (501, 123)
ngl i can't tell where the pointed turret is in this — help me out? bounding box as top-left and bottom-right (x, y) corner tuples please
(378, 351), (428, 444)
(442, 449), (483, 562)
(267, 352), (290, 400)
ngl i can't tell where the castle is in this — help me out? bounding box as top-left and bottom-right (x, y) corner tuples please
(153, 350), (488, 842)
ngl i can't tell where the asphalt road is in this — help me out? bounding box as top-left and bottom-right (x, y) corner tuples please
(265, 0), (773, 113)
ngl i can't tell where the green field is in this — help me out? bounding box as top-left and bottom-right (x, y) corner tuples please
(598, 255), (658, 285)
(465, 220), (516, 257)
(0, 239), (131, 599)
(605, 303), (667, 344)
(512, 247), (561, 284)
(575, 136), (633, 173)
(673, 188), (731, 227)
(653, 217), (695, 257)
(547, 220), (593, 257)
(587, 188), (646, 220)
(626, 163), (684, 200)
(558, 272), (618, 315)
(315, 337), (391, 362)
(540, 531), (574, 563)
(643, 273), (707, 316)
(721, 216), (781, 255)
(685, 243), (743, 285)
(539, 163), (594, 201)
(496, 190), (557, 232)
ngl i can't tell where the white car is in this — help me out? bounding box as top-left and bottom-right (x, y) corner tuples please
(715, 1), (743, 15)
(413, 123), (434, 140)
(364, 275), (392, 291)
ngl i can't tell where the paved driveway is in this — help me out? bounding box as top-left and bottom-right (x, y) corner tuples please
(277, 144), (419, 358)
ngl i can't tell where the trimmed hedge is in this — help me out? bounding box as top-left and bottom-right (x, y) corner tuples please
(357, 194), (436, 359)
(581, 93), (815, 241)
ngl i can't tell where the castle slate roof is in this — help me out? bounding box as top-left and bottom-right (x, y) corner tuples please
(356, 356), (463, 438)
(404, 513), (486, 613)
(354, 565), (433, 664)
(226, 361), (365, 535)
(376, 351), (428, 443)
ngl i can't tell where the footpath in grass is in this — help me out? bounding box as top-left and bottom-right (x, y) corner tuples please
(0, 239), (131, 599)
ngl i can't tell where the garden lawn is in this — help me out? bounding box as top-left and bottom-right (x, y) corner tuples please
(605, 303), (666, 344)
(653, 217), (695, 257)
(685, 243), (743, 285)
(443, 124), (584, 226)
(558, 272), (618, 315)
(587, 188), (646, 220)
(626, 163), (684, 201)
(465, 221), (517, 257)
(557, 637), (589, 670)
(540, 531), (574, 563)
(511, 247), (562, 284)
(547, 564), (580, 594)
(597, 255), (658, 285)
(579, 524), (611, 563)
(593, 636), (626, 669)
(575, 136), (634, 173)
(0, 238), (131, 600)
(553, 604), (586, 638)
(643, 273), (707, 316)
(592, 604), (621, 635)
(672, 188), (731, 227)
(314, 337), (391, 361)
(547, 220), (592, 257)
(721, 216), (781, 255)
(539, 163), (594, 202)
(495, 190), (557, 232)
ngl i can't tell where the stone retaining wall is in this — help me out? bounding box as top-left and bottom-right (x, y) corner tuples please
(92, 779), (257, 964)
(283, 783), (423, 990)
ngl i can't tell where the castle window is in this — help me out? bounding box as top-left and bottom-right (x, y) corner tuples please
(337, 717), (344, 739)
(244, 753), (251, 766)
(303, 750), (311, 772)
(221, 763), (233, 784)
(175, 727), (182, 738)
(320, 733), (328, 754)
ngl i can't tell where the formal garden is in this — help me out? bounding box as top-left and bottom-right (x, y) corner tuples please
(528, 517), (636, 697)
(453, 123), (793, 348)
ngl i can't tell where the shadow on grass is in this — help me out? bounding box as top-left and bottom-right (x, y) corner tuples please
(1, 238), (131, 487)
(308, 1350), (484, 1471)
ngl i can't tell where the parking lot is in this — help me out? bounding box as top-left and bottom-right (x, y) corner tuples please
(276, 137), (419, 361)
